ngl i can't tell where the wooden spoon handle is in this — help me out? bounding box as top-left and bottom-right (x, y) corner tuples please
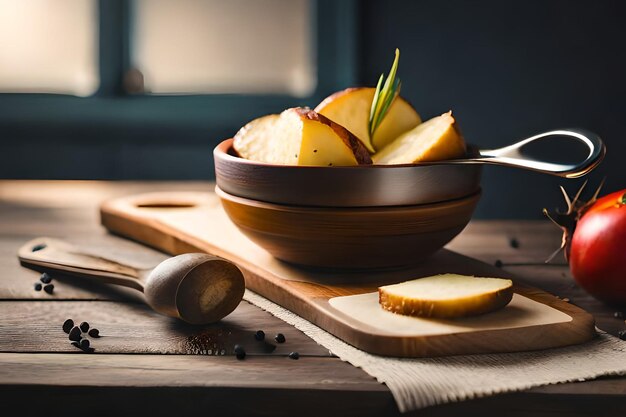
(18, 237), (145, 291)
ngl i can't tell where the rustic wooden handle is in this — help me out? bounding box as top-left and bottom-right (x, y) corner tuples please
(18, 237), (145, 291)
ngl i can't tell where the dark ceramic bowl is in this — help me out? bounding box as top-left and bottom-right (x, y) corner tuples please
(214, 138), (482, 207)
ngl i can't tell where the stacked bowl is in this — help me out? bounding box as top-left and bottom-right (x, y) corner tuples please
(214, 139), (482, 270)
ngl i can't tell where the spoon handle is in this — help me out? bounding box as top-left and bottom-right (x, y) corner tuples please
(476, 128), (605, 178)
(18, 237), (145, 292)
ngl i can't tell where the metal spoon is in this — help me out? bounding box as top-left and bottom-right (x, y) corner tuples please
(18, 237), (246, 324)
(422, 128), (605, 178)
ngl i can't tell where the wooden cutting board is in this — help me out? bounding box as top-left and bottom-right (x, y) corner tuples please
(100, 191), (596, 357)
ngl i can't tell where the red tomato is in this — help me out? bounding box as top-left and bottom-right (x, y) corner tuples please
(569, 189), (626, 305)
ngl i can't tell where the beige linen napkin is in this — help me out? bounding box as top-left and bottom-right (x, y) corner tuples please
(244, 290), (626, 412)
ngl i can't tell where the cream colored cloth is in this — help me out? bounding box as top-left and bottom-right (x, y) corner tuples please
(244, 290), (626, 413)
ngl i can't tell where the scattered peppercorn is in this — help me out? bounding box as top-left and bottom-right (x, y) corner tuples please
(618, 330), (626, 341)
(509, 238), (519, 249)
(274, 333), (286, 343)
(80, 322), (89, 332)
(288, 351), (300, 360)
(254, 330), (265, 341)
(43, 284), (54, 294)
(614, 312), (624, 319)
(62, 319), (74, 334)
(494, 260), (503, 268)
(234, 344), (246, 360)
(70, 341), (80, 348)
(68, 326), (82, 342)
(34, 283), (42, 291)
(80, 339), (90, 349)
(88, 328), (100, 338)
(40, 272), (52, 284)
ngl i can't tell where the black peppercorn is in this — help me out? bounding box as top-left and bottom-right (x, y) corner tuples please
(79, 322), (89, 332)
(43, 284), (54, 294)
(62, 319), (74, 334)
(274, 333), (286, 343)
(70, 341), (80, 348)
(40, 272), (52, 284)
(234, 344), (246, 360)
(80, 339), (90, 349)
(68, 326), (82, 342)
(34, 283), (42, 291)
(254, 330), (265, 341)
(509, 238), (519, 249)
(494, 259), (503, 268)
(88, 328), (100, 338)
(288, 351), (299, 360)
(618, 330), (626, 341)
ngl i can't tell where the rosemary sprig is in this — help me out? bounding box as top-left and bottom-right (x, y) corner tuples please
(369, 48), (402, 138)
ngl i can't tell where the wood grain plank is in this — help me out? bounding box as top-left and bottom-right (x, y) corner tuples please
(0, 353), (379, 389)
(447, 220), (567, 265)
(1, 353), (624, 417)
(0, 300), (332, 356)
(0, 353), (395, 417)
(0, 181), (211, 237)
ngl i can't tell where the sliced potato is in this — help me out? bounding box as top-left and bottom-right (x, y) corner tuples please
(372, 111), (466, 165)
(233, 108), (372, 166)
(233, 114), (281, 164)
(379, 274), (513, 318)
(315, 87), (421, 152)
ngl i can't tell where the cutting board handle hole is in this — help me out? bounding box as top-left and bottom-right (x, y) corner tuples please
(135, 202), (196, 209)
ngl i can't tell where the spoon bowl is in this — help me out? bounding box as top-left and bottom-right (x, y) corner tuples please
(18, 237), (246, 324)
(144, 253), (245, 324)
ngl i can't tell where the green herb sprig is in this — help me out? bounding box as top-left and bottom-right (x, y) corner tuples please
(369, 48), (402, 137)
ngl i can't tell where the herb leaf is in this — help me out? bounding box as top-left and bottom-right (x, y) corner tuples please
(369, 48), (402, 138)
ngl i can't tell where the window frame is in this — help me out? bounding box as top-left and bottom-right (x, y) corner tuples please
(0, 0), (359, 146)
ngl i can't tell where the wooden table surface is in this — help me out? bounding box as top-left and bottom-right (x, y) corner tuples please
(1, 181), (625, 417)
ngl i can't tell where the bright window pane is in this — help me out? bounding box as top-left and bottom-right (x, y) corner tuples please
(132, 0), (316, 96)
(0, 0), (99, 96)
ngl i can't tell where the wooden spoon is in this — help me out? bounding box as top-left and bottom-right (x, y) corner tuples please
(18, 237), (246, 324)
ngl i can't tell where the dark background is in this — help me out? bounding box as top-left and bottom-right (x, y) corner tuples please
(0, 0), (624, 219)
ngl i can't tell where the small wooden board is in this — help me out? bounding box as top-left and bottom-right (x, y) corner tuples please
(100, 191), (595, 357)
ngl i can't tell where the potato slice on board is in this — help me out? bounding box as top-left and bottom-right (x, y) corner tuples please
(379, 274), (513, 318)
(373, 111), (466, 165)
(233, 108), (372, 166)
(315, 87), (421, 153)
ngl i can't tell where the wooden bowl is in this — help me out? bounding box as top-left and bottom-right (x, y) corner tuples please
(216, 186), (481, 269)
(214, 139), (482, 207)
